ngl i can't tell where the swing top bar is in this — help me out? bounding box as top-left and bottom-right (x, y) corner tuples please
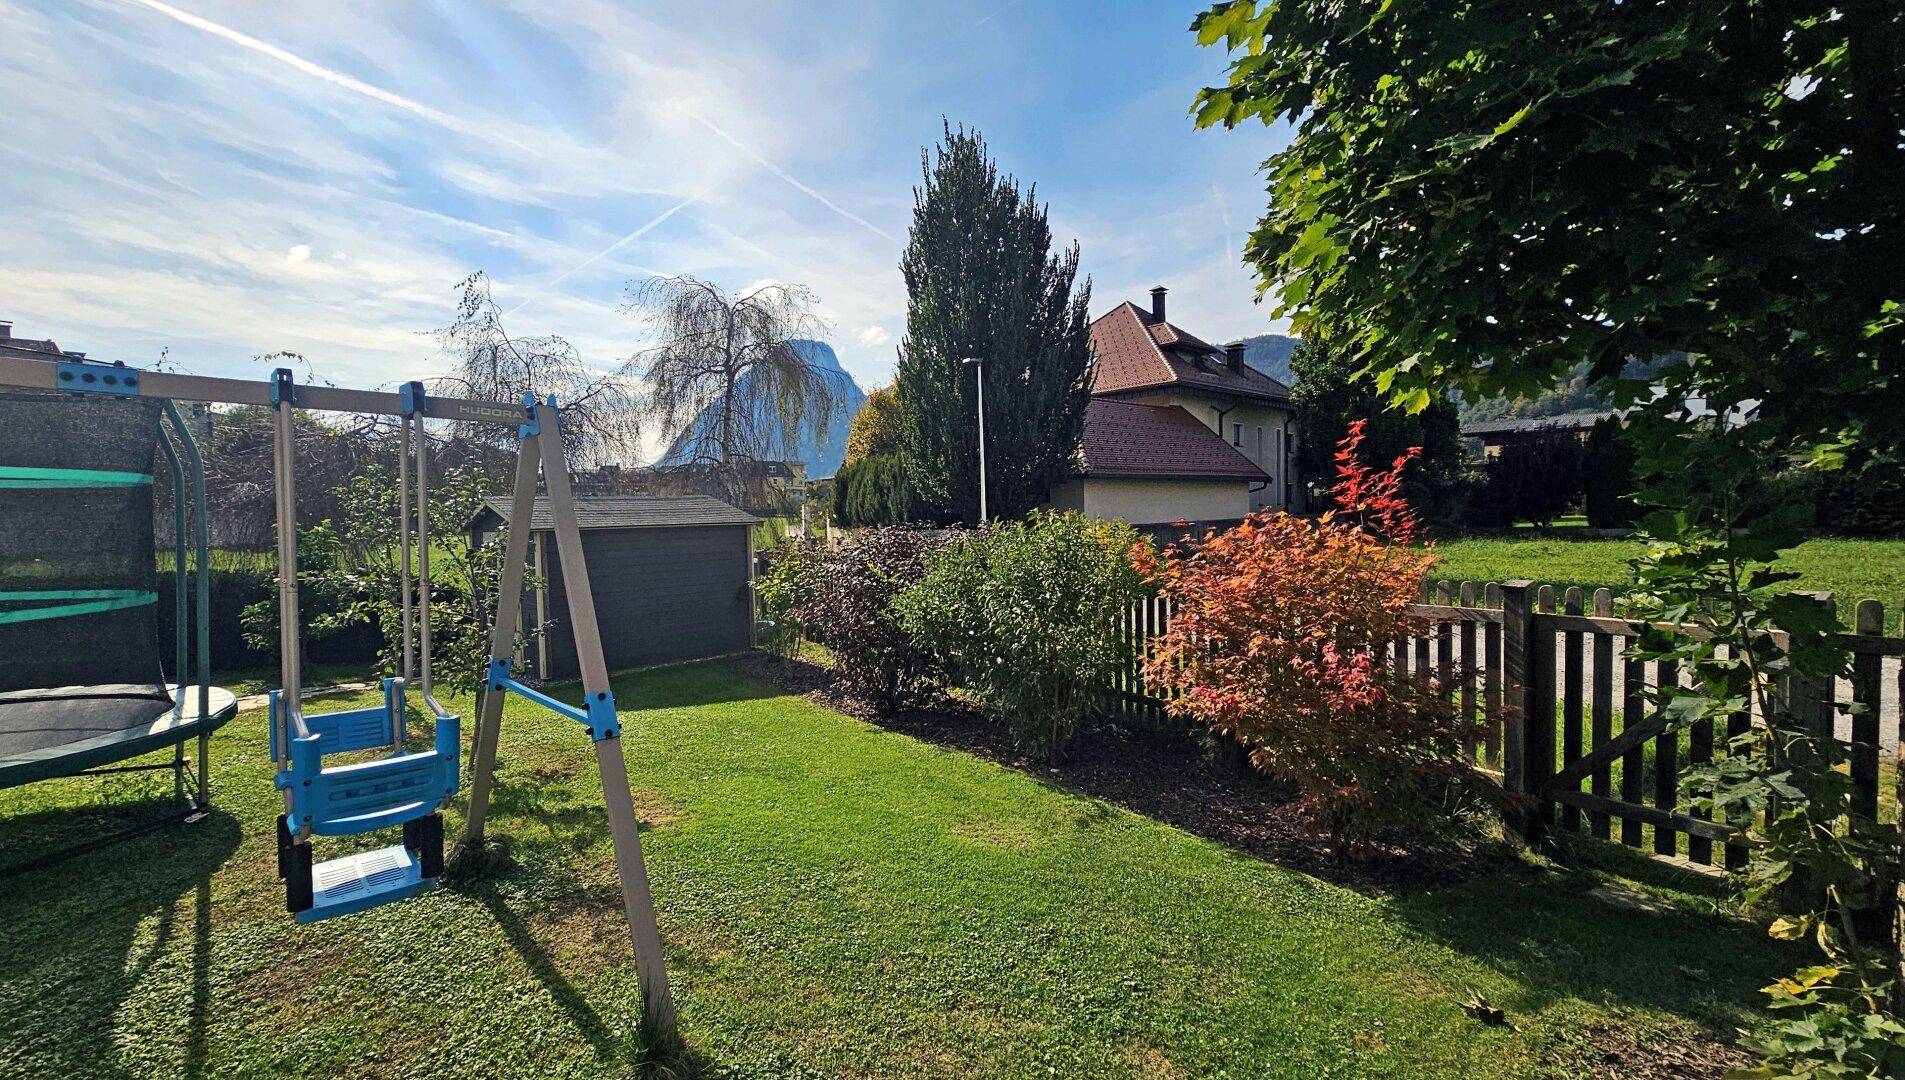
(0, 348), (528, 428)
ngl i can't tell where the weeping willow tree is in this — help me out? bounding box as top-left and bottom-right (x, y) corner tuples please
(625, 275), (843, 496)
(434, 271), (642, 466)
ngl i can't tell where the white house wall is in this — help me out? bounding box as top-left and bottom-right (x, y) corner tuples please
(1048, 477), (1251, 525)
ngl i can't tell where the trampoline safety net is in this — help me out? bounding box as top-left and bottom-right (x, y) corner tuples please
(0, 389), (173, 734)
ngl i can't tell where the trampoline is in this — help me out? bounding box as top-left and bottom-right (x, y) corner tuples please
(0, 380), (235, 839)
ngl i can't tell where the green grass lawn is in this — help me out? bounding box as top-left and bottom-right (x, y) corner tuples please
(1430, 535), (1905, 627)
(1, 659), (1795, 1077)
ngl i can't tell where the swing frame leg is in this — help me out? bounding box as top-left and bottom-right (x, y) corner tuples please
(461, 401), (677, 1045)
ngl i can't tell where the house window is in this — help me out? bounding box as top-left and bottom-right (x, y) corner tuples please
(1232, 422), (1242, 447)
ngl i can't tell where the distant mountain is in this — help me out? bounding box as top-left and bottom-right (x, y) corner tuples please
(657, 339), (866, 477)
(1453, 356), (1676, 424)
(1238, 333), (1301, 385)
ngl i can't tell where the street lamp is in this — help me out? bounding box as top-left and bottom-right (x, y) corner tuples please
(962, 356), (987, 524)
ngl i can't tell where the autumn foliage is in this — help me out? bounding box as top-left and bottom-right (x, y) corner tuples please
(1137, 421), (1492, 855)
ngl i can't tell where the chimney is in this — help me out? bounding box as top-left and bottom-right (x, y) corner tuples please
(1225, 340), (1246, 375)
(1149, 286), (1167, 322)
(0, 320), (11, 340)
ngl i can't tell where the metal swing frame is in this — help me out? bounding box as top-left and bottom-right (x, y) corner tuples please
(0, 348), (677, 1040)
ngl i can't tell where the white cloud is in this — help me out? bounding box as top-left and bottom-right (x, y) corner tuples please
(286, 243), (311, 263)
(856, 325), (891, 347)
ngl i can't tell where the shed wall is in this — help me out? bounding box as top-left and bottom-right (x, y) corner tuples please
(532, 524), (752, 678)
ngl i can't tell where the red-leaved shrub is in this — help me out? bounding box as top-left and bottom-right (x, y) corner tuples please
(1137, 421), (1494, 857)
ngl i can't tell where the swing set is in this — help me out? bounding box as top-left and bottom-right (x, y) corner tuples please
(0, 349), (676, 1037)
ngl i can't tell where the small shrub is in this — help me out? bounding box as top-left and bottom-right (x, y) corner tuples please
(1479, 431), (1584, 526)
(894, 511), (1148, 760)
(1806, 463), (1905, 537)
(1580, 419), (1639, 529)
(1139, 422), (1494, 857)
(761, 527), (953, 703)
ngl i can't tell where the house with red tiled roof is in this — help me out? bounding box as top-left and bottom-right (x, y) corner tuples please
(1079, 286), (1299, 516)
(1046, 398), (1267, 540)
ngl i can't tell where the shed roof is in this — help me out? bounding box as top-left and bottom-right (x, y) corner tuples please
(473, 494), (757, 532)
(1078, 400), (1268, 481)
(1461, 410), (1617, 438)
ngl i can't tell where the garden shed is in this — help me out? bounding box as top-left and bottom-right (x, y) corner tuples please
(468, 494), (758, 679)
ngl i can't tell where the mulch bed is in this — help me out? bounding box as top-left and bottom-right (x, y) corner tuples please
(741, 653), (1514, 897)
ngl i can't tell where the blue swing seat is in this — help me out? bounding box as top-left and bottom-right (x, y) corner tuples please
(272, 678), (459, 923)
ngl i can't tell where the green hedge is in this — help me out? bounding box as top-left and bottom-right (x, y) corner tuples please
(834, 454), (917, 526)
(155, 565), (381, 677)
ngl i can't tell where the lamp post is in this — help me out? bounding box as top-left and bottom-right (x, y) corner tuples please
(962, 356), (987, 524)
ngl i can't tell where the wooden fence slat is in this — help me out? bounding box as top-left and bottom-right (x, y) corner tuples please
(1655, 658), (1681, 857)
(1561, 587), (1585, 834)
(1500, 581), (1536, 810)
(1459, 581), (1478, 764)
(1117, 598), (1130, 723)
(1688, 645), (1717, 866)
(1436, 581), (1455, 703)
(1535, 587), (1555, 834)
(1484, 583), (1503, 769)
(1621, 645), (1647, 849)
(1590, 589), (1614, 840)
(1851, 600), (1884, 821)
(1725, 641), (1753, 870)
(1414, 581), (1432, 677)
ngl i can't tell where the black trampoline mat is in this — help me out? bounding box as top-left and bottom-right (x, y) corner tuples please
(0, 684), (175, 757)
(0, 683), (238, 788)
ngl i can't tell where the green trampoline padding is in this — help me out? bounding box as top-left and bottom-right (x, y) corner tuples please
(0, 589), (158, 626)
(0, 465), (153, 489)
(0, 685), (238, 789)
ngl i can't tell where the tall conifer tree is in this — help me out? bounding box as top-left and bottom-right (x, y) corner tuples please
(895, 124), (1093, 524)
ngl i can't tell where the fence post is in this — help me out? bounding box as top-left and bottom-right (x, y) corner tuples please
(1500, 580), (1550, 839)
(1778, 592), (1834, 912)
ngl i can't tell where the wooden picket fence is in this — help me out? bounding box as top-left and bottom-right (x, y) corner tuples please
(1114, 581), (1905, 868)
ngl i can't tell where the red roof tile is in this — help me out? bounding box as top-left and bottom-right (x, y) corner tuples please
(1089, 301), (1291, 402)
(1078, 400), (1268, 481)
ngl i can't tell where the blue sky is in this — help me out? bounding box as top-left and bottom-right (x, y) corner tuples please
(1, 0), (1291, 457)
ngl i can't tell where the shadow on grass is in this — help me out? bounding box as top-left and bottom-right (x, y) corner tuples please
(605, 658), (788, 713)
(0, 803), (239, 1078)
(1388, 860), (1798, 1049)
(465, 876), (622, 1060)
(448, 853), (706, 1079)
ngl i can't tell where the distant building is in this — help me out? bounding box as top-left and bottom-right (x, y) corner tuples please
(1461, 411), (1616, 459)
(0, 319), (86, 360)
(1087, 287), (1298, 513)
(1047, 399), (1267, 544)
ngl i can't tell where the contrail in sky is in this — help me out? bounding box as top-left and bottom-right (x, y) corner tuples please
(683, 111), (898, 243)
(503, 186), (715, 318)
(1212, 180), (1235, 268)
(120, 0), (894, 245)
(122, 0), (485, 140)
